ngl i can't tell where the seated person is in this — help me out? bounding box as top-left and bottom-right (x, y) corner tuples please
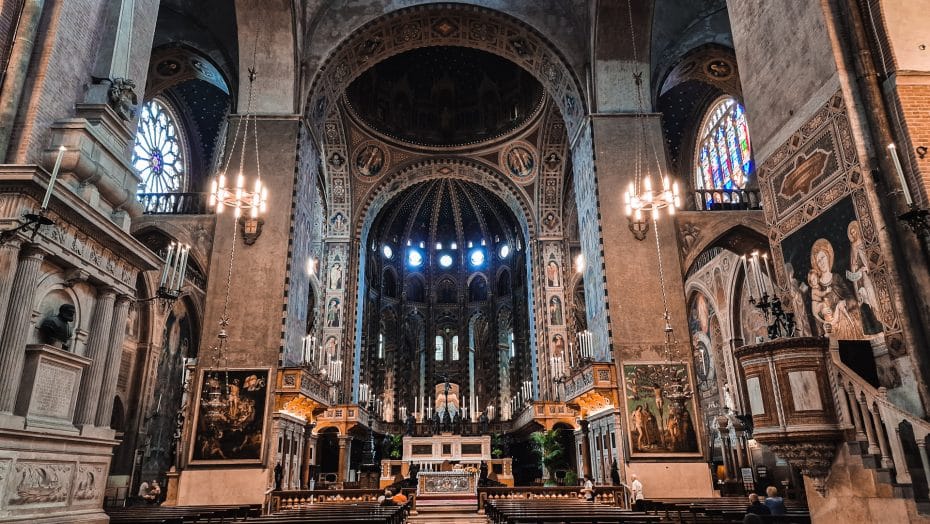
(764, 486), (787, 515)
(391, 490), (408, 505)
(139, 479), (160, 504)
(745, 493), (771, 516)
(378, 489), (395, 506)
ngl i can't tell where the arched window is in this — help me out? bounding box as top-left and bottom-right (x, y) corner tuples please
(451, 335), (460, 361)
(133, 98), (186, 194)
(435, 335), (444, 361)
(695, 97), (753, 191)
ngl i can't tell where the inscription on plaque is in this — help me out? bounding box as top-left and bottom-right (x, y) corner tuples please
(31, 361), (77, 420)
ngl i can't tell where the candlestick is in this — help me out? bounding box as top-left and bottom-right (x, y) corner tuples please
(888, 144), (914, 206)
(160, 243), (175, 287)
(740, 255), (750, 297)
(176, 245), (190, 290)
(762, 253), (774, 292)
(42, 146), (66, 210)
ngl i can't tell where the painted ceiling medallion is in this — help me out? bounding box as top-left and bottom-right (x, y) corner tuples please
(501, 141), (537, 181)
(353, 141), (388, 178)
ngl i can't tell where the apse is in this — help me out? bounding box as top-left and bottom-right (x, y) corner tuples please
(359, 179), (533, 423)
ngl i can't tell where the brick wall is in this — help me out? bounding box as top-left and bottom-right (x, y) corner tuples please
(890, 82), (930, 207)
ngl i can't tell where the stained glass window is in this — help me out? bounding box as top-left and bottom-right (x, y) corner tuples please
(435, 335), (444, 361)
(695, 97), (753, 192)
(133, 98), (186, 194)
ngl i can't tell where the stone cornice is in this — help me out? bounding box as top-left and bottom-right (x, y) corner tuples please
(0, 165), (161, 275)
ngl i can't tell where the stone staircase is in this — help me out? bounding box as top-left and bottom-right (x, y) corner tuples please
(409, 497), (487, 523)
(806, 351), (930, 523)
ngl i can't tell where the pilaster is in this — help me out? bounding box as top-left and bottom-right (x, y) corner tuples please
(0, 244), (45, 416)
(74, 287), (117, 428)
(95, 294), (132, 427)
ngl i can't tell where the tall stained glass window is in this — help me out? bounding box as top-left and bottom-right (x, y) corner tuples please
(133, 98), (186, 194)
(435, 335), (444, 361)
(695, 97), (753, 191)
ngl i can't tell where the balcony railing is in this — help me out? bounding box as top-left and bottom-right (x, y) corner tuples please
(138, 192), (212, 215)
(691, 188), (762, 211)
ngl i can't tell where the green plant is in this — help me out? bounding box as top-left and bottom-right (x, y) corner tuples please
(564, 470), (578, 486)
(530, 429), (565, 483)
(389, 434), (403, 459)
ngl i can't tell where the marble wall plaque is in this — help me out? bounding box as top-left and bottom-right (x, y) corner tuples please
(747, 377), (765, 415)
(788, 370), (823, 412)
(16, 345), (90, 428)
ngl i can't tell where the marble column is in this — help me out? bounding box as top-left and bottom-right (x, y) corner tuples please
(74, 287), (116, 426)
(578, 419), (593, 479)
(0, 245), (44, 414)
(0, 241), (22, 342)
(337, 435), (351, 484)
(94, 294), (132, 427)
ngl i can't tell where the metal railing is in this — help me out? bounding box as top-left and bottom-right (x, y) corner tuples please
(138, 192), (212, 215)
(691, 188), (762, 211)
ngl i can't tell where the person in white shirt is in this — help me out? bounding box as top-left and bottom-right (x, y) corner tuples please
(581, 477), (595, 501)
(631, 475), (644, 510)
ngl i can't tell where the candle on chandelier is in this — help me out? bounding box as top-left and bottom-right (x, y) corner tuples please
(740, 255), (751, 297)
(41, 146), (66, 210)
(159, 243), (176, 287)
(762, 253), (775, 293)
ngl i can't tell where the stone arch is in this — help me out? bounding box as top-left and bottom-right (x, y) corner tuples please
(304, 3), (587, 137)
(355, 158), (536, 242)
(681, 219), (770, 276)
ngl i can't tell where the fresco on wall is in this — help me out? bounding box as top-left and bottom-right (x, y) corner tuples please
(623, 363), (700, 456)
(140, 308), (194, 483)
(688, 293), (716, 390)
(191, 369), (269, 464)
(781, 197), (883, 340)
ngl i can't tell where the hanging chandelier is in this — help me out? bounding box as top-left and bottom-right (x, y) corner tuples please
(621, 0), (680, 237)
(208, 69), (267, 220)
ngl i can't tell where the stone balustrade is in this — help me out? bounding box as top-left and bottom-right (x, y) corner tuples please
(476, 485), (631, 513)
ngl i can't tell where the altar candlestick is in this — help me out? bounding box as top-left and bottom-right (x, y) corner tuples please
(42, 146), (66, 210)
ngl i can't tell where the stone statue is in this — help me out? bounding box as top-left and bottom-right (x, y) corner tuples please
(430, 411), (441, 435)
(273, 462), (283, 491)
(107, 77), (138, 121)
(452, 410), (462, 435)
(441, 409), (452, 433)
(478, 412), (489, 435)
(39, 304), (75, 351)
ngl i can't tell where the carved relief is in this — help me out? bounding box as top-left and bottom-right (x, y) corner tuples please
(8, 462), (74, 505)
(73, 464), (104, 502)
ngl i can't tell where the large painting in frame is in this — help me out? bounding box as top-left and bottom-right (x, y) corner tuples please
(623, 362), (701, 457)
(190, 368), (270, 464)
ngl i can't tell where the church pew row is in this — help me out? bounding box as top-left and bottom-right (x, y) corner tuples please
(638, 498), (810, 524)
(243, 502), (409, 524)
(484, 499), (661, 523)
(105, 504), (259, 523)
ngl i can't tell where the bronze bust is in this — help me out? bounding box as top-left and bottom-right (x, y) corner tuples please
(39, 304), (75, 351)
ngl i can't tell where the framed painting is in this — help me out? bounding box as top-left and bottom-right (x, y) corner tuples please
(189, 368), (270, 464)
(622, 362), (702, 458)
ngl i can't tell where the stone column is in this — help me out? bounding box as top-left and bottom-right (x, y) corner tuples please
(337, 435), (351, 484)
(578, 419), (593, 479)
(0, 241), (22, 341)
(74, 287), (116, 426)
(94, 294), (132, 427)
(0, 245), (44, 415)
(302, 432), (317, 488)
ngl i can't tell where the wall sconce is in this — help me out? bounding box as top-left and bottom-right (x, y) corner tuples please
(238, 216), (264, 245)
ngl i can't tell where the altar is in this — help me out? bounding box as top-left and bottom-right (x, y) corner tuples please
(417, 470), (478, 496)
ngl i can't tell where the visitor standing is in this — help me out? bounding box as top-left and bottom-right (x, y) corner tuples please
(745, 493), (770, 516)
(631, 475), (644, 511)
